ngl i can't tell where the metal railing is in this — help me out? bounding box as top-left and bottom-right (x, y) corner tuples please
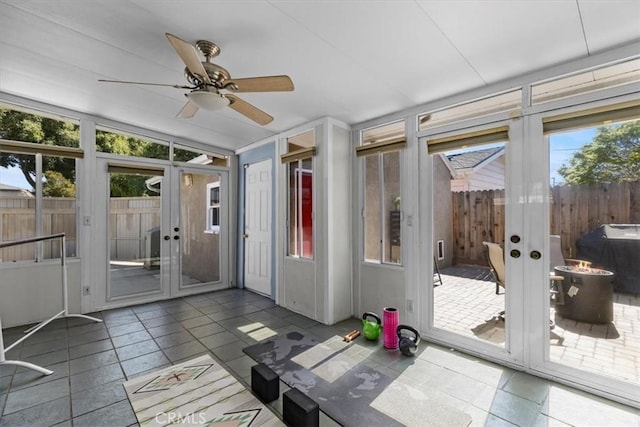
(0, 233), (102, 375)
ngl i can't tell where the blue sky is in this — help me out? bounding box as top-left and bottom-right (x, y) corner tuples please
(549, 128), (596, 185)
(0, 163), (31, 190)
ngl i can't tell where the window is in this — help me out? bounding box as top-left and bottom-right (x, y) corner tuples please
(360, 121), (405, 265)
(282, 130), (315, 259)
(0, 106), (81, 262)
(206, 182), (220, 234)
(532, 58), (640, 105)
(419, 90), (521, 131)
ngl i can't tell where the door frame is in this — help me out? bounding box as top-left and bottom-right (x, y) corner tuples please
(170, 164), (230, 298)
(93, 156), (231, 310)
(525, 93), (640, 406)
(243, 159), (273, 296)
(417, 117), (526, 368)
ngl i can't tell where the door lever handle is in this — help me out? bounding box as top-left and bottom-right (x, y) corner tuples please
(243, 233), (249, 239)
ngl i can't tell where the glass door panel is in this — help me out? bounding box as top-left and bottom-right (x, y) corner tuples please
(432, 142), (508, 348)
(107, 170), (164, 300)
(177, 170), (222, 290)
(546, 116), (640, 384)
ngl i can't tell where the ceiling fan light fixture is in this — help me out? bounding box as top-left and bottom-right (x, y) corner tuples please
(187, 90), (230, 111)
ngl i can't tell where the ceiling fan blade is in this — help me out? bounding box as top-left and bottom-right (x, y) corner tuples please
(176, 101), (199, 119)
(165, 33), (211, 84)
(225, 94), (273, 125)
(226, 75), (294, 92)
(98, 79), (191, 89)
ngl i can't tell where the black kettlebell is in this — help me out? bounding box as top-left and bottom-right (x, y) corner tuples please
(397, 325), (420, 357)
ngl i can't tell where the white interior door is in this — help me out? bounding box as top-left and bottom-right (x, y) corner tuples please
(244, 159), (272, 296)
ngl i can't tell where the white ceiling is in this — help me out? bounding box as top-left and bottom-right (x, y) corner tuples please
(1, 0), (639, 152)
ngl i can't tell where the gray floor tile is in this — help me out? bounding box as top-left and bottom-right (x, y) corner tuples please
(67, 328), (109, 347)
(486, 389), (542, 427)
(4, 377), (69, 414)
(11, 361), (69, 391)
(264, 306), (296, 318)
(20, 339), (68, 358)
(72, 399), (137, 427)
(111, 330), (153, 348)
(140, 314), (175, 329)
(106, 321), (145, 337)
(115, 339), (160, 361)
(120, 351), (170, 378)
(136, 309), (168, 321)
(224, 355), (256, 379)
(0, 377), (10, 395)
(0, 395), (69, 427)
(66, 322), (106, 337)
(210, 340), (247, 362)
(0, 393), (5, 413)
(131, 303), (163, 314)
(162, 341), (207, 363)
(187, 322), (225, 339)
(103, 314), (139, 328)
(146, 322), (186, 338)
(170, 309), (203, 322)
(502, 371), (551, 404)
(70, 363), (124, 394)
(69, 338), (113, 359)
(154, 331), (195, 349)
(207, 310), (240, 322)
(199, 331), (240, 350)
(69, 349), (119, 375)
(179, 315), (212, 330)
(71, 379), (128, 417)
(17, 329), (67, 347)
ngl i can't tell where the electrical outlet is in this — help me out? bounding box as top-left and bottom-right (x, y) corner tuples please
(83, 286), (91, 296)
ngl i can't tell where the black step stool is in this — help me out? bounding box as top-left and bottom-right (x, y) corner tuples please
(251, 363), (279, 403)
(283, 388), (319, 427)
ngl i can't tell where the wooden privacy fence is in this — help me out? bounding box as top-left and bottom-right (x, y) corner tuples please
(1, 196), (159, 262)
(452, 181), (640, 265)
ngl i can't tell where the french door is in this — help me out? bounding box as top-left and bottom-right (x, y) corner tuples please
(420, 97), (639, 405)
(419, 119), (526, 366)
(94, 157), (229, 309)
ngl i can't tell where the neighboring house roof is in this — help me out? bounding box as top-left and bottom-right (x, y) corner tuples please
(0, 183), (34, 197)
(446, 146), (504, 170)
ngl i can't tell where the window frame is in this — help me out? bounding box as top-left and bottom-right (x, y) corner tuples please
(205, 181), (220, 234)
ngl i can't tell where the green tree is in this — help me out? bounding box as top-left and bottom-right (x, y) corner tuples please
(0, 108), (79, 191)
(558, 121), (640, 185)
(3, 108), (210, 197)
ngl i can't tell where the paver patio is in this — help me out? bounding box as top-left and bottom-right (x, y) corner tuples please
(433, 265), (640, 384)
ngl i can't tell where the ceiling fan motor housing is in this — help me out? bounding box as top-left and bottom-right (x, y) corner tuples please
(184, 62), (231, 88)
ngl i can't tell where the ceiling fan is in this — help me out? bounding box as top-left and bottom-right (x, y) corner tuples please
(99, 33), (294, 125)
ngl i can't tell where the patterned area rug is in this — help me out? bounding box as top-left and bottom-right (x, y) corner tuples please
(244, 331), (472, 427)
(123, 354), (283, 427)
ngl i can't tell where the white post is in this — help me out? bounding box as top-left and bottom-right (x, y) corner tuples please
(62, 235), (69, 315)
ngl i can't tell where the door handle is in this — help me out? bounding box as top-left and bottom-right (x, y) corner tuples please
(243, 233), (249, 238)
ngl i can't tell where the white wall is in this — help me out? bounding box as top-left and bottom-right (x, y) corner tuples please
(0, 259), (81, 328)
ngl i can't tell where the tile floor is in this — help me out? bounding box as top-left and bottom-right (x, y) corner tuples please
(1, 288), (638, 426)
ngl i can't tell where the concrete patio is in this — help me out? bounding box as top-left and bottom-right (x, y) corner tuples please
(433, 265), (640, 384)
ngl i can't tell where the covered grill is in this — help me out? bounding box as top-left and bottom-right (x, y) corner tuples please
(576, 224), (640, 295)
(554, 265), (614, 324)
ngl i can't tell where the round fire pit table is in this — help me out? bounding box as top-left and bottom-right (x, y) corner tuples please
(554, 265), (614, 324)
